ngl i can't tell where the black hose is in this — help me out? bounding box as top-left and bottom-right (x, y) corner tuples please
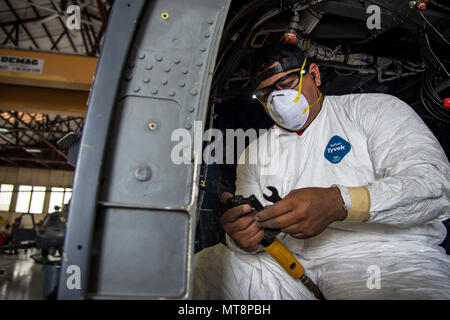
(420, 69), (450, 123)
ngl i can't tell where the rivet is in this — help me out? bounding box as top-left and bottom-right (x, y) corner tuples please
(200, 47), (206, 52)
(161, 78), (168, 85)
(187, 105), (195, 112)
(125, 73), (132, 81)
(164, 66), (171, 72)
(152, 89), (158, 94)
(185, 122), (192, 129)
(135, 165), (152, 182)
(178, 81), (185, 87)
(148, 121), (158, 131)
(138, 52), (146, 59)
(182, 68), (189, 74)
(168, 89), (176, 96)
(143, 76), (151, 83)
(191, 89), (198, 96)
(207, 19), (214, 25)
(204, 32), (210, 38)
(156, 55), (163, 62)
(128, 61), (135, 68)
(133, 86), (140, 92)
(173, 57), (181, 64)
(196, 60), (203, 67)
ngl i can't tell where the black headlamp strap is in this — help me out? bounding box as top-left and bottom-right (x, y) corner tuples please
(255, 56), (303, 84)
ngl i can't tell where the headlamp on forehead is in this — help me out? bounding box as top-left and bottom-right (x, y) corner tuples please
(254, 56), (305, 85)
(254, 57), (308, 103)
(251, 42), (308, 85)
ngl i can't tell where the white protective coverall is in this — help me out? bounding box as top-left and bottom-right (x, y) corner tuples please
(193, 93), (450, 299)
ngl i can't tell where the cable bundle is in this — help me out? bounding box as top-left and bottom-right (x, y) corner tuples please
(420, 69), (450, 123)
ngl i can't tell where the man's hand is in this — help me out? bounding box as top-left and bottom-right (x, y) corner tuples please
(220, 192), (264, 252)
(255, 187), (347, 239)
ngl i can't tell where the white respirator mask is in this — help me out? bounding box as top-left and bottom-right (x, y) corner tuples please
(266, 89), (311, 131)
(255, 57), (322, 131)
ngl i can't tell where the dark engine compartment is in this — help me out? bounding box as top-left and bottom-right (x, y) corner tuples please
(195, 0), (450, 252)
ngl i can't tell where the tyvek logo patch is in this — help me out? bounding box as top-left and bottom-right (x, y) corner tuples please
(324, 135), (351, 164)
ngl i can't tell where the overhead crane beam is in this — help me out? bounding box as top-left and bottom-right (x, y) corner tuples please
(0, 48), (97, 91)
(0, 49), (96, 115)
(0, 84), (88, 116)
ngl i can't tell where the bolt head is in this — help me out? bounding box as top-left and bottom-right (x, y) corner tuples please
(135, 165), (152, 182)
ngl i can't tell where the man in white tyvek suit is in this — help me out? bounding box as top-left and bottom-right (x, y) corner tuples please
(193, 43), (450, 299)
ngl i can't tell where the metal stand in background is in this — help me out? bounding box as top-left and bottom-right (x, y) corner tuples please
(1, 213), (37, 255)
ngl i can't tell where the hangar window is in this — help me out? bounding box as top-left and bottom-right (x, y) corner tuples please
(63, 188), (72, 205)
(0, 184), (14, 212)
(48, 187), (72, 213)
(29, 186), (46, 214)
(15, 185), (47, 214)
(48, 187), (65, 213)
(15, 185), (33, 213)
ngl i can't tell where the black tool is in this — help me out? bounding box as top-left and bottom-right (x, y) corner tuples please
(261, 185), (283, 245)
(225, 194), (264, 212)
(226, 186), (284, 245)
(263, 185), (282, 204)
(225, 193), (279, 244)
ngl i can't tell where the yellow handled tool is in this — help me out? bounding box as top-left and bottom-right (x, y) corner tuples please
(264, 237), (305, 278)
(264, 237), (325, 300)
(262, 186), (325, 300)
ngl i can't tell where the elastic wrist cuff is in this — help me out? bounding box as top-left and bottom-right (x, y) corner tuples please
(333, 184), (351, 212)
(347, 186), (371, 222)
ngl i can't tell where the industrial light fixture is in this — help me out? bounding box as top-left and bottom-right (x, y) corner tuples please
(25, 148), (42, 153)
(0, 128), (9, 133)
